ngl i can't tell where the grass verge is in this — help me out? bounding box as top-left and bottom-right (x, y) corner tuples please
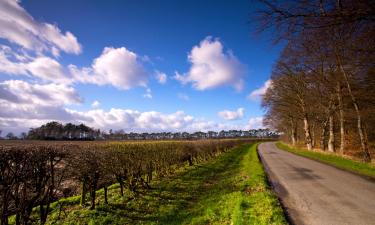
(276, 142), (375, 179)
(26, 144), (286, 225)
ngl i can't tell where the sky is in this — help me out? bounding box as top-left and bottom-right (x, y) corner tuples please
(0, 0), (282, 135)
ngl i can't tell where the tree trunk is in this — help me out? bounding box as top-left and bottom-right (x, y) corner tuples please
(1, 192), (9, 225)
(328, 115), (335, 152)
(15, 213), (20, 225)
(23, 205), (33, 225)
(336, 82), (345, 155)
(90, 173), (99, 210)
(311, 123), (316, 149)
(80, 181), (87, 206)
(41, 158), (54, 224)
(104, 186), (108, 204)
(117, 178), (124, 196)
(336, 56), (371, 162)
(90, 189), (96, 210)
(303, 114), (313, 150)
(188, 155), (193, 166)
(320, 120), (328, 151)
(40, 202), (46, 225)
(291, 125), (297, 146)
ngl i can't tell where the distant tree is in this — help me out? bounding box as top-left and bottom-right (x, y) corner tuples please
(20, 132), (27, 140)
(5, 132), (16, 140)
(27, 122), (99, 140)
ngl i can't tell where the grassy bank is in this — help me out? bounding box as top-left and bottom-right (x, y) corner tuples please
(25, 144), (286, 225)
(276, 142), (375, 179)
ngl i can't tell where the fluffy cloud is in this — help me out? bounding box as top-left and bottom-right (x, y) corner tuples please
(175, 37), (245, 90)
(155, 71), (167, 84)
(91, 100), (100, 108)
(177, 93), (189, 101)
(71, 110), (197, 132)
(0, 81), (264, 134)
(218, 108), (245, 121)
(0, 45), (28, 75)
(0, 80), (82, 128)
(0, 106), (206, 134)
(246, 117), (263, 129)
(0, 1), (149, 90)
(0, 80), (81, 106)
(0, 0), (81, 55)
(0, 46), (70, 83)
(57, 109), (262, 133)
(143, 88), (152, 99)
(247, 79), (272, 101)
(26, 56), (71, 83)
(1, 45), (149, 89)
(69, 47), (148, 90)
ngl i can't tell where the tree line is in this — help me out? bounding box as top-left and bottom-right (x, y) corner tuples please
(0, 121), (279, 141)
(258, 0), (374, 161)
(0, 139), (255, 225)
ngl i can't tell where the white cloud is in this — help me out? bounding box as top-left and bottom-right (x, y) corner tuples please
(0, 80), (82, 128)
(27, 56), (70, 83)
(0, 46), (71, 83)
(0, 2), (156, 91)
(0, 0), (81, 55)
(0, 80), (81, 106)
(218, 108), (245, 121)
(0, 45), (28, 75)
(0, 2), (150, 91)
(91, 100), (100, 108)
(0, 82), (264, 134)
(69, 47), (148, 90)
(60, 109), (262, 133)
(248, 79), (272, 101)
(1, 45), (149, 89)
(143, 88), (152, 99)
(246, 117), (263, 129)
(177, 93), (189, 101)
(155, 70), (167, 84)
(65, 109), (197, 132)
(175, 37), (245, 91)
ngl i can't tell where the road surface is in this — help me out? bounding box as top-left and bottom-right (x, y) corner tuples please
(258, 142), (375, 225)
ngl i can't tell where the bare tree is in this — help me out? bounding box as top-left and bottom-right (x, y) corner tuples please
(257, 0), (374, 161)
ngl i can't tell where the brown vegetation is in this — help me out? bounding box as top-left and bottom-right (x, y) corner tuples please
(0, 139), (261, 224)
(257, 0), (375, 161)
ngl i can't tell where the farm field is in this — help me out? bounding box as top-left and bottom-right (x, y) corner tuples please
(1, 140), (285, 225)
(36, 143), (285, 225)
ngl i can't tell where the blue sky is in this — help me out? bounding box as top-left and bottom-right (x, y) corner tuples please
(0, 0), (282, 134)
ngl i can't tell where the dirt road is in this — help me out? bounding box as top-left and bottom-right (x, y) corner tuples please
(258, 142), (375, 225)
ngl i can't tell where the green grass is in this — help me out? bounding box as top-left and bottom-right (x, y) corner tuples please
(30, 144), (286, 225)
(276, 142), (375, 179)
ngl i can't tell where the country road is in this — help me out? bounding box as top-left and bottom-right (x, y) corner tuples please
(258, 142), (375, 225)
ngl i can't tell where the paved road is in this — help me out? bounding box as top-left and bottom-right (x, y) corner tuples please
(258, 142), (375, 225)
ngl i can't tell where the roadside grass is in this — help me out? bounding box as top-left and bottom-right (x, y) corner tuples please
(24, 144), (286, 225)
(276, 142), (375, 179)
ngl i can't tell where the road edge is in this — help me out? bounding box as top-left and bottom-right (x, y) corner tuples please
(256, 142), (295, 225)
(277, 142), (375, 183)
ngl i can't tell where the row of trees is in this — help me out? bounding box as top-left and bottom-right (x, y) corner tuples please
(103, 128), (278, 140)
(26, 122), (101, 140)
(0, 122), (279, 140)
(258, 0), (375, 161)
(0, 139), (253, 224)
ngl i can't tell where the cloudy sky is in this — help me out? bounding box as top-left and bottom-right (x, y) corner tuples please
(0, 0), (281, 134)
